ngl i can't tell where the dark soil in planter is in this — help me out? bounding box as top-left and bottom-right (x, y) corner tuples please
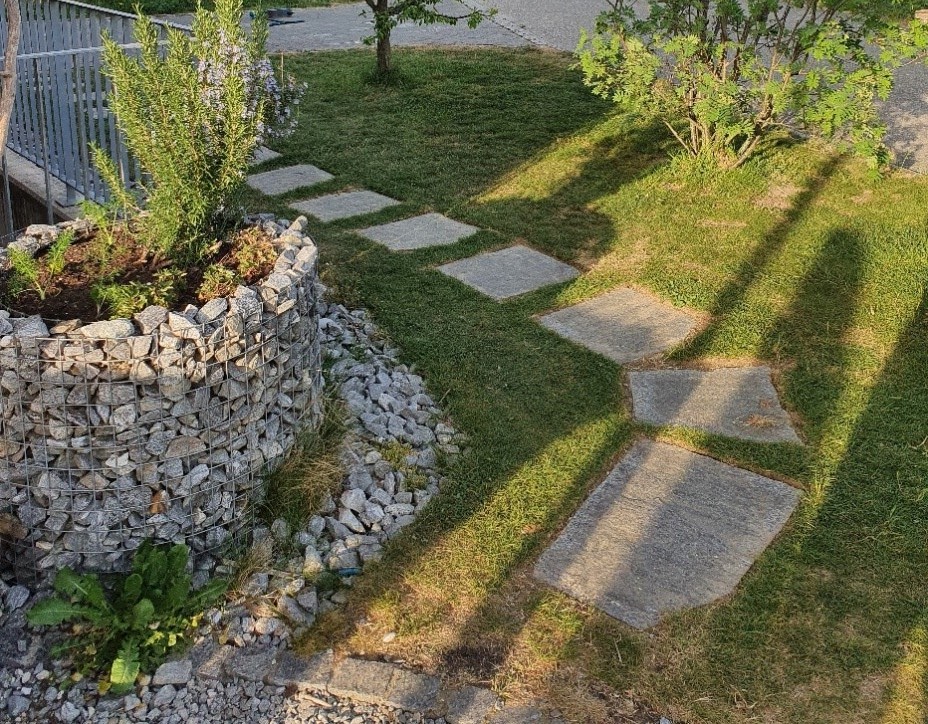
(0, 226), (278, 323)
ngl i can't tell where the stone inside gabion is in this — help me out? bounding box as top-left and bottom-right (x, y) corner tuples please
(0, 216), (324, 580)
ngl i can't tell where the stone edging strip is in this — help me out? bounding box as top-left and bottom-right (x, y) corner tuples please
(201, 646), (554, 723)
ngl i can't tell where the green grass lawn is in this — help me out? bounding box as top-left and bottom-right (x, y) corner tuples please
(248, 48), (928, 724)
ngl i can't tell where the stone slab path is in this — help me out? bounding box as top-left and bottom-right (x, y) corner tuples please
(292, 190), (401, 222)
(438, 245), (579, 299)
(248, 164), (334, 195)
(629, 367), (801, 444)
(534, 439), (801, 629)
(538, 287), (698, 364)
(358, 212), (480, 251)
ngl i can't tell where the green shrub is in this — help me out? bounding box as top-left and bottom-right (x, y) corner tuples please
(96, 0), (303, 263)
(197, 263), (240, 301)
(27, 542), (226, 694)
(46, 229), (75, 277)
(91, 269), (183, 318)
(8, 247), (44, 299)
(579, 1), (928, 169)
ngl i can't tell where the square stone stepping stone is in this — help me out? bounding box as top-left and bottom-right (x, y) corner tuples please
(438, 245), (579, 300)
(292, 190), (400, 222)
(629, 367), (801, 444)
(538, 287), (697, 364)
(357, 212), (479, 251)
(251, 146), (281, 164)
(534, 440), (800, 629)
(247, 164), (334, 196)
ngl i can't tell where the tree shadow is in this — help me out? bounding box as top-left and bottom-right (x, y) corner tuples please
(458, 120), (671, 267)
(673, 153), (844, 361)
(636, 226), (928, 720)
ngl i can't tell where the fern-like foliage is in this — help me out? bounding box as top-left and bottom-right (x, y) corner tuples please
(27, 541), (227, 694)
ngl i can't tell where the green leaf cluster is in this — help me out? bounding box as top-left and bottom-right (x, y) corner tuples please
(91, 268), (184, 318)
(579, 0), (928, 168)
(27, 542), (227, 694)
(6, 229), (76, 302)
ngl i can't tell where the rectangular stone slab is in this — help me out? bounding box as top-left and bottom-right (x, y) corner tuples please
(534, 440), (800, 628)
(292, 190), (400, 222)
(247, 164), (334, 196)
(629, 367), (802, 444)
(438, 245), (579, 300)
(357, 213), (479, 251)
(537, 287), (697, 364)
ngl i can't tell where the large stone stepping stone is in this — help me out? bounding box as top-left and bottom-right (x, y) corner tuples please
(292, 190), (401, 222)
(438, 245), (579, 300)
(534, 440), (800, 629)
(247, 164), (334, 196)
(357, 212), (479, 251)
(629, 367), (801, 444)
(538, 287), (697, 364)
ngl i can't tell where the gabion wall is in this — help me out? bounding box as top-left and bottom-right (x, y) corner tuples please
(0, 216), (324, 581)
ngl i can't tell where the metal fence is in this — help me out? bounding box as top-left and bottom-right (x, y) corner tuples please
(1, 0), (189, 212)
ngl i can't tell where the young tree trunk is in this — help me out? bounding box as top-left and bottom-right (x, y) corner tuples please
(0, 0), (21, 151)
(376, 31), (391, 76)
(374, 0), (391, 76)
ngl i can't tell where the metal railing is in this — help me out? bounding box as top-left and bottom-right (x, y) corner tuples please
(1, 0), (189, 216)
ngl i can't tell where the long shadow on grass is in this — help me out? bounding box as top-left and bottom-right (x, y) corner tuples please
(672, 153), (844, 361)
(299, 123), (677, 682)
(643, 229), (928, 721)
(459, 121), (670, 264)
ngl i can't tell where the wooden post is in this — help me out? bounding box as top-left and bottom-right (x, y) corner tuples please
(0, 0), (22, 152)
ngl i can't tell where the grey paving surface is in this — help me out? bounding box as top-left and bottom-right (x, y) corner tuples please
(438, 245), (579, 300)
(884, 60), (928, 173)
(534, 439), (801, 629)
(160, 1), (526, 53)
(252, 145), (281, 164)
(357, 212), (479, 251)
(292, 190), (401, 222)
(538, 287), (697, 364)
(629, 366), (802, 444)
(247, 164), (334, 195)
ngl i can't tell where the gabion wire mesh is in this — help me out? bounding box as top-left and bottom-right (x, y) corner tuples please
(0, 227), (323, 584)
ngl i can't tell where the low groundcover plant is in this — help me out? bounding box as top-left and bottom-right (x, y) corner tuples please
(27, 542), (227, 694)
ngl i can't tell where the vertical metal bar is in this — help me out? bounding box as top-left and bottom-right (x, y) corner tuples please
(2, 154), (14, 239)
(34, 57), (54, 224)
(73, 53), (91, 204)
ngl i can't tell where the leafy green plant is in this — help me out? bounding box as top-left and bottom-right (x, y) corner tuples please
(27, 542), (226, 694)
(46, 229), (75, 277)
(7, 247), (44, 299)
(80, 200), (123, 272)
(197, 263), (241, 302)
(579, 0), (928, 169)
(96, 0), (303, 263)
(91, 269), (183, 318)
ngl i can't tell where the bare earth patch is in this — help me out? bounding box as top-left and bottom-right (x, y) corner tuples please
(754, 184), (803, 211)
